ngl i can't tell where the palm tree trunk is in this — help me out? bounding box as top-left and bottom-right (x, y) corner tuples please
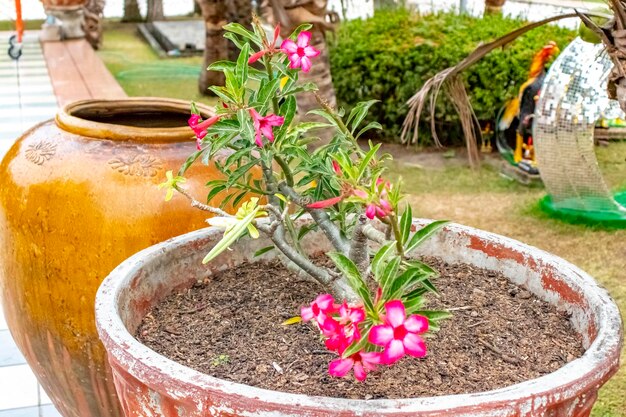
(226, 0), (253, 61)
(146, 0), (164, 22)
(122, 0), (142, 22)
(195, 0), (229, 94)
(485, 0), (505, 14)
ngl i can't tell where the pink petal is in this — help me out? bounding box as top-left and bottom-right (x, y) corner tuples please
(353, 362), (367, 381)
(349, 308), (365, 324)
(260, 124), (275, 142)
(280, 39), (298, 55)
(288, 54), (302, 69)
(403, 333), (427, 358)
(297, 31), (312, 48)
(188, 114), (201, 127)
(300, 57), (312, 73)
(332, 160), (342, 175)
(301, 306), (314, 321)
(265, 114), (285, 126)
(375, 206), (387, 219)
(320, 316), (341, 337)
(197, 114), (221, 130)
(379, 199), (392, 213)
(255, 132), (264, 147)
(404, 314), (429, 334)
(248, 50), (267, 64)
(249, 108), (261, 126)
(273, 24), (281, 46)
(307, 196), (343, 209)
(304, 45), (320, 58)
(369, 324), (394, 346)
(382, 339), (405, 364)
(360, 351), (383, 369)
(384, 300), (406, 328)
(365, 204), (376, 219)
(316, 294), (335, 311)
(328, 357), (354, 378)
(352, 189), (368, 199)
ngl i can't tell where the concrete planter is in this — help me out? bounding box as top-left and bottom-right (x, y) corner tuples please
(95, 220), (622, 417)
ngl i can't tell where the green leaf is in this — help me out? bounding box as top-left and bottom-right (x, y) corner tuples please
(307, 109), (340, 129)
(177, 149), (203, 176)
(207, 60), (236, 72)
(387, 269), (430, 300)
(404, 220), (450, 254)
(254, 246), (275, 257)
(208, 86), (236, 103)
(400, 205), (413, 246)
(379, 256), (401, 295)
(356, 142), (381, 181)
(371, 242), (396, 279)
(347, 100), (379, 134)
(235, 43), (250, 89)
(355, 122), (382, 139)
(223, 23), (261, 46)
(206, 184), (226, 205)
(327, 252), (374, 314)
(222, 32), (247, 50)
(202, 207), (259, 264)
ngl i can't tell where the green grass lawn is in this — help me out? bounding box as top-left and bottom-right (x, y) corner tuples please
(97, 21), (215, 106)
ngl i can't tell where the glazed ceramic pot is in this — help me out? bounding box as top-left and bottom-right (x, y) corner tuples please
(95, 219), (623, 417)
(0, 98), (241, 417)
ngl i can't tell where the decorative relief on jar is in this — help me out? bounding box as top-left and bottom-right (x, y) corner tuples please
(25, 141), (57, 166)
(108, 154), (163, 177)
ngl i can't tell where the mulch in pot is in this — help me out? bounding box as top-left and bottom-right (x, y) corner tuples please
(136, 257), (584, 399)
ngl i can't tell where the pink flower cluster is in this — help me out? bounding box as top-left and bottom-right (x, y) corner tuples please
(302, 295), (429, 381)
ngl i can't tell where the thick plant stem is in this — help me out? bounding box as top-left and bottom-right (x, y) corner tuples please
(278, 182), (350, 255)
(349, 215), (370, 276)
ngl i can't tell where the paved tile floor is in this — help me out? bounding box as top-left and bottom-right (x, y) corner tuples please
(0, 31), (61, 417)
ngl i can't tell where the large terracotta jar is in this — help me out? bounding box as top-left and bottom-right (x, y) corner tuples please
(0, 98), (238, 417)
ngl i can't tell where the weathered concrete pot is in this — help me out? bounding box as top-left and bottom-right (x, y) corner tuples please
(0, 98), (241, 417)
(95, 220), (622, 417)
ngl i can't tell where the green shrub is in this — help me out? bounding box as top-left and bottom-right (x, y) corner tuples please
(328, 9), (576, 144)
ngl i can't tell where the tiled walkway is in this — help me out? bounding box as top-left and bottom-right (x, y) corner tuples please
(0, 31), (61, 417)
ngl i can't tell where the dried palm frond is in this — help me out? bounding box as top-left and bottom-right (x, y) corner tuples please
(401, 13), (579, 168)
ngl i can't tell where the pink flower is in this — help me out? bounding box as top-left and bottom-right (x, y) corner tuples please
(328, 350), (382, 381)
(249, 24), (281, 64)
(332, 160), (342, 176)
(324, 303), (365, 352)
(188, 114), (221, 150)
(301, 294), (337, 323)
(369, 300), (428, 364)
(365, 204), (377, 220)
(280, 31), (320, 73)
(250, 109), (285, 147)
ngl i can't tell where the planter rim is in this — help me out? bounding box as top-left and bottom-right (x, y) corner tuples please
(95, 219), (623, 414)
(56, 97), (215, 143)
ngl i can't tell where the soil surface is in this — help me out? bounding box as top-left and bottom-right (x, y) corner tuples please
(136, 258), (584, 399)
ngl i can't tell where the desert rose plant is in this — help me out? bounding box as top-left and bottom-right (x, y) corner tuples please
(161, 17), (450, 382)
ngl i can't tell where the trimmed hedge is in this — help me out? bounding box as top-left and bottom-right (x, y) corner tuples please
(328, 9), (576, 144)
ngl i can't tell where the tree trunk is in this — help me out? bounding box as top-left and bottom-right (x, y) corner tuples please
(485, 0), (505, 14)
(83, 0), (105, 49)
(122, 0), (142, 22)
(226, 0), (252, 61)
(146, 0), (164, 22)
(195, 0), (229, 94)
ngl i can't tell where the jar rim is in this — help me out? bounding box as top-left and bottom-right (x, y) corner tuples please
(56, 98), (215, 143)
